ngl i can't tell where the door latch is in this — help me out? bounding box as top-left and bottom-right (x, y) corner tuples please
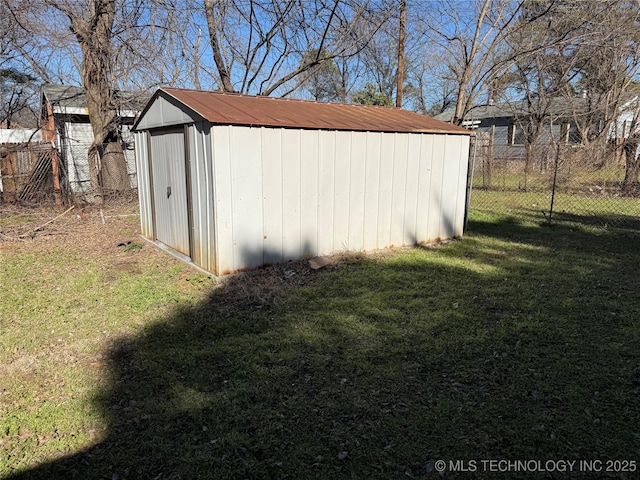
(167, 186), (172, 198)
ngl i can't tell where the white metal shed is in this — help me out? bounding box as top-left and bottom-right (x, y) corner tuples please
(133, 88), (472, 275)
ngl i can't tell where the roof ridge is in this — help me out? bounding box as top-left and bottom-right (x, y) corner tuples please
(140, 87), (472, 135)
(159, 86), (404, 111)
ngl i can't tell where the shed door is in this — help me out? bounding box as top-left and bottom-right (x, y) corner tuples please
(149, 129), (190, 256)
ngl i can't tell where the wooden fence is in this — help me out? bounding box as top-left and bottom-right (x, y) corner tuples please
(0, 143), (59, 204)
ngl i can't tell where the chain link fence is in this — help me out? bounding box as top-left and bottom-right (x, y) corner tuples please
(467, 131), (640, 228)
(0, 141), (138, 206)
(62, 141), (137, 203)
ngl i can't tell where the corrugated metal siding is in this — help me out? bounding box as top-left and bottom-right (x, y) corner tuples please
(134, 130), (153, 239)
(149, 129), (190, 256)
(428, 135), (445, 240)
(281, 129), (302, 261)
(441, 134), (463, 239)
(211, 125), (233, 273)
(261, 128), (284, 264)
(390, 133), (408, 245)
(186, 122), (215, 273)
(231, 126), (264, 268)
(455, 136), (471, 235)
(415, 135), (433, 243)
(333, 131), (351, 251)
(208, 126), (470, 275)
(363, 132), (381, 249)
(301, 130), (319, 257)
(405, 135), (420, 245)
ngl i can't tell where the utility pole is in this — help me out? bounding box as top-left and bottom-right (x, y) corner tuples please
(396, 0), (406, 108)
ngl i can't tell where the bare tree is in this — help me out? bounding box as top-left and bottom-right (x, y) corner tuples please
(500, 2), (585, 183)
(203, 0), (393, 97)
(358, 16), (399, 102)
(296, 48), (346, 102)
(3, 0), (191, 200)
(398, 5), (455, 115)
(501, 0), (640, 192)
(423, 0), (525, 125)
(57, 0), (131, 197)
(0, 68), (38, 127)
(569, 2), (640, 168)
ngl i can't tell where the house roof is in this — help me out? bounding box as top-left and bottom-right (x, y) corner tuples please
(434, 97), (593, 123)
(139, 87), (472, 135)
(41, 84), (150, 117)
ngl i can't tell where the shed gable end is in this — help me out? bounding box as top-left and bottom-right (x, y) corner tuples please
(135, 93), (202, 130)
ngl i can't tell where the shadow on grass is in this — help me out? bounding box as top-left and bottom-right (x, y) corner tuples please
(472, 202), (640, 231)
(7, 219), (640, 479)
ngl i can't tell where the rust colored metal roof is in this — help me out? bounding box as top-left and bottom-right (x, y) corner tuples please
(159, 87), (471, 135)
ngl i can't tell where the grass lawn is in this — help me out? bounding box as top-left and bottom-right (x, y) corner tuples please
(470, 164), (627, 195)
(1, 202), (639, 479)
(470, 189), (640, 228)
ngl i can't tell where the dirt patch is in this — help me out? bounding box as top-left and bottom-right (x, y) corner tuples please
(0, 200), (168, 269)
(111, 260), (141, 273)
(211, 251), (379, 311)
(214, 259), (319, 310)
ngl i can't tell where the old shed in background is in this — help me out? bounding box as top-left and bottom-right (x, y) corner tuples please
(133, 88), (472, 275)
(41, 85), (149, 199)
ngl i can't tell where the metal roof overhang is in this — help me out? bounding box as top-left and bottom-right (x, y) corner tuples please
(134, 87), (473, 136)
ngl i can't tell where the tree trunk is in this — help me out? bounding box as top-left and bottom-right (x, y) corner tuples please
(101, 141), (130, 191)
(396, 0), (406, 108)
(70, 0), (130, 201)
(452, 79), (467, 126)
(525, 143), (534, 173)
(204, 0), (234, 92)
(450, 0), (491, 125)
(83, 79), (130, 196)
(486, 126), (494, 188)
(524, 142), (534, 190)
(621, 138), (640, 195)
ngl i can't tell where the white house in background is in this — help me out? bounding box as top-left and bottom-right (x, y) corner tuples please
(436, 96), (640, 164)
(609, 97), (640, 142)
(0, 129), (42, 143)
(435, 98), (585, 164)
(40, 84), (149, 198)
(133, 87), (473, 275)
